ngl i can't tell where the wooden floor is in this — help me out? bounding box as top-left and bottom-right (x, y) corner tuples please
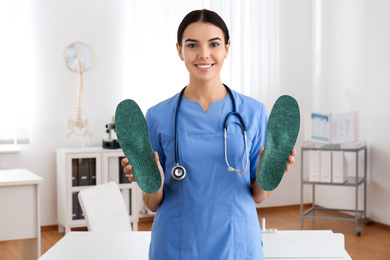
(1, 205), (389, 259)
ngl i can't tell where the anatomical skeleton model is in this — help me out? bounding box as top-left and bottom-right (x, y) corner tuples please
(65, 58), (92, 146)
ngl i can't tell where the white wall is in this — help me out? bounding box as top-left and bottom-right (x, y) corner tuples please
(0, 0), (389, 227)
(363, 0), (390, 226)
(308, 0), (390, 226)
(260, 0), (390, 227)
(0, 0), (129, 225)
(310, 0), (367, 215)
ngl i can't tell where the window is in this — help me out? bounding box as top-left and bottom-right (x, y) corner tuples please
(0, 0), (33, 148)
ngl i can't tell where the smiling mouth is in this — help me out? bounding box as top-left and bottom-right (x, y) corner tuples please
(196, 64), (214, 69)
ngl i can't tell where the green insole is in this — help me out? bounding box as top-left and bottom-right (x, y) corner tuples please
(257, 95), (300, 191)
(115, 99), (161, 194)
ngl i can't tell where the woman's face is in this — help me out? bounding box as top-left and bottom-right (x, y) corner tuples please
(177, 22), (230, 84)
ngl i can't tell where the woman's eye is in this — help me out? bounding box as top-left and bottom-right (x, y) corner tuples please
(187, 43), (197, 48)
(210, 42), (220, 47)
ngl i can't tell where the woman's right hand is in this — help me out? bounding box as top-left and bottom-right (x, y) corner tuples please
(121, 151), (165, 188)
(122, 152), (165, 212)
(153, 151), (165, 188)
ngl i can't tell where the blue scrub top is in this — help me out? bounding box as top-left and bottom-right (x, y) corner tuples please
(145, 88), (268, 260)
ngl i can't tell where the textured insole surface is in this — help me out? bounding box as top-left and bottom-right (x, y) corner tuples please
(257, 95), (300, 191)
(115, 99), (161, 194)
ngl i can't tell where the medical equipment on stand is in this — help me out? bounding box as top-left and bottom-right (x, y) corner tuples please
(171, 84), (248, 180)
(102, 116), (120, 149)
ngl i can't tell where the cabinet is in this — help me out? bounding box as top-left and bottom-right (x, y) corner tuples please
(0, 169), (43, 260)
(56, 147), (139, 233)
(300, 142), (369, 236)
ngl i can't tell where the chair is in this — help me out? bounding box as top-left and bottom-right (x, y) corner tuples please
(78, 182), (132, 231)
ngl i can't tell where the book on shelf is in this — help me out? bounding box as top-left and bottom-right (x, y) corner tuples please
(308, 150), (320, 182)
(305, 111), (358, 144)
(320, 150), (331, 182)
(332, 151), (348, 183)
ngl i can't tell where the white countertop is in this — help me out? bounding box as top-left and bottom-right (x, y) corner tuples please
(0, 169), (43, 186)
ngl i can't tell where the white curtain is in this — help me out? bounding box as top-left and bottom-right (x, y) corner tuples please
(0, 0), (279, 145)
(0, 0), (33, 145)
(122, 0), (279, 111)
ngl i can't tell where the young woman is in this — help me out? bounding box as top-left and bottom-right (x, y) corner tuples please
(123, 9), (296, 259)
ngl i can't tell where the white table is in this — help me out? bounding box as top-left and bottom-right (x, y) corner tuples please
(0, 169), (43, 260)
(40, 230), (351, 259)
(39, 231), (151, 260)
(262, 230), (352, 259)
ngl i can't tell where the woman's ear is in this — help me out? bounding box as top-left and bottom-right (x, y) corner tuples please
(176, 42), (184, 61)
(225, 41), (231, 59)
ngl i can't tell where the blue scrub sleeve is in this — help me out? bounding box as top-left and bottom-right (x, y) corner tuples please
(145, 110), (166, 170)
(249, 104), (268, 180)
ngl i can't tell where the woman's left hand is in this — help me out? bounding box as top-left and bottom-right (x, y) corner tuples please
(285, 149), (297, 173)
(257, 147), (297, 173)
(251, 148), (296, 204)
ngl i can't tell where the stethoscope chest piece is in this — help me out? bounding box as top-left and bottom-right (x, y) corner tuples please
(171, 164), (186, 180)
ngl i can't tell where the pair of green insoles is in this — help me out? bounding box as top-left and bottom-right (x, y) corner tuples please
(257, 95), (300, 191)
(116, 95), (300, 194)
(115, 100), (161, 194)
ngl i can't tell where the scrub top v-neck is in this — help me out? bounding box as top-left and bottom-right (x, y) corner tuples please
(145, 88), (268, 260)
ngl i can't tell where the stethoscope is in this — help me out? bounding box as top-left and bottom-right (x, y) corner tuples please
(171, 84), (248, 180)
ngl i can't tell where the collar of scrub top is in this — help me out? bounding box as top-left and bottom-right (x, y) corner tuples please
(173, 84), (248, 180)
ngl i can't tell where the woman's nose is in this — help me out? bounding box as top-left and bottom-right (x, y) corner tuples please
(197, 46), (210, 59)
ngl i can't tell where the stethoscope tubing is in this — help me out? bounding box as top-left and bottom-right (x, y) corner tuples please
(172, 84), (248, 180)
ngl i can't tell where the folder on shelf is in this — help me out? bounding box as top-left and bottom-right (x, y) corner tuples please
(72, 159), (78, 186)
(128, 189), (132, 216)
(78, 193), (85, 220)
(320, 150), (332, 182)
(72, 192), (79, 220)
(78, 159), (90, 186)
(332, 151), (348, 183)
(309, 150), (320, 182)
(107, 157), (120, 183)
(89, 161), (96, 185)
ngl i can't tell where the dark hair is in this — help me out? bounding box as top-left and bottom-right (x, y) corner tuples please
(177, 9), (230, 47)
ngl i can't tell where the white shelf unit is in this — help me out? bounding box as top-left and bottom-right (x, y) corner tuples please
(56, 147), (139, 233)
(300, 142), (369, 236)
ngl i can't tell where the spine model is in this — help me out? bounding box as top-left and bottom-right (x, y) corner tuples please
(66, 58), (93, 146)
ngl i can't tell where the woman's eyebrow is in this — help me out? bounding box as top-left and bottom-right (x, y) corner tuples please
(208, 37), (222, 42)
(184, 37), (222, 43)
(185, 39), (198, 43)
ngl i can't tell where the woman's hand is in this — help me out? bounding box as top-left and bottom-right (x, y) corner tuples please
(285, 149), (297, 173)
(122, 152), (165, 212)
(121, 151), (165, 185)
(251, 147), (297, 204)
(121, 158), (136, 182)
(153, 151), (165, 188)
(256, 147), (296, 174)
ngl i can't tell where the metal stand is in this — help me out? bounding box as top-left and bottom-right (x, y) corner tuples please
(300, 142), (370, 236)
